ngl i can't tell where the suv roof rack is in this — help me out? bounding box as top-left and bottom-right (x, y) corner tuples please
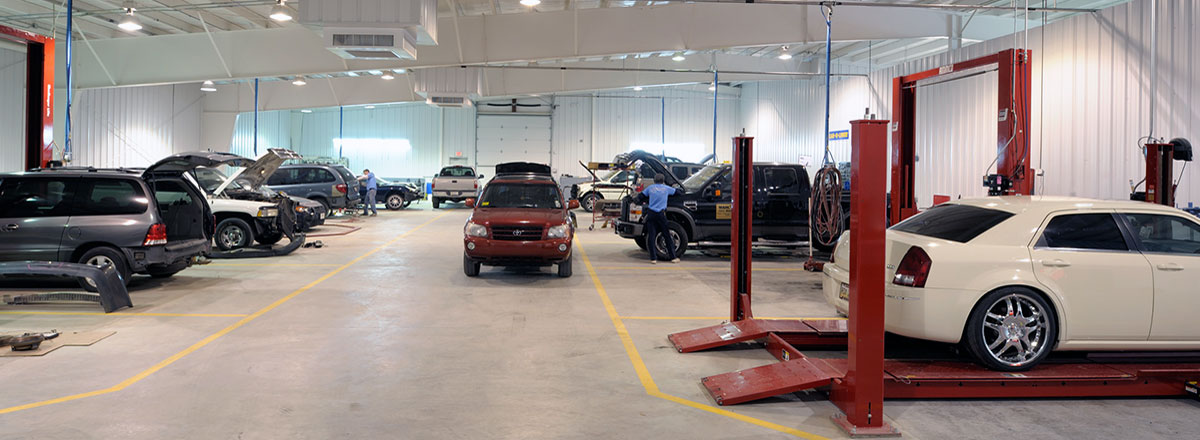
(26, 166), (143, 174)
(495, 162), (552, 176)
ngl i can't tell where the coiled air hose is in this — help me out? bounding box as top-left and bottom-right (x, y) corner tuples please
(810, 164), (844, 251)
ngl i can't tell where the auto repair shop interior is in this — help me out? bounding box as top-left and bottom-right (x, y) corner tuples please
(1, 0), (1199, 439)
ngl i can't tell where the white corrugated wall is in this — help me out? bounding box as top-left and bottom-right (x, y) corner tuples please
(743, 0), (1200, 208)
(0, 46), (25, 172)
(66, 84), (203, 168)
(738, 76), (872, 168)
(229, 103), (476, 178)
(551, 87), (741, 178)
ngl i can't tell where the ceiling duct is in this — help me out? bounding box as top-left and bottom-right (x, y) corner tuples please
(414, 67), (482, 109)
(299, 0), (438, 60)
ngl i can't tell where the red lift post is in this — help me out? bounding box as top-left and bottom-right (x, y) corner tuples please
(0, 25), (55, 169)
(891, 49), (1032, 225)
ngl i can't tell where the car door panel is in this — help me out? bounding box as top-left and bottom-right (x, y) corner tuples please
(761, 166), (805, 240)
(0, 177), (77, 262)
(692, 170), (732, 241)
(1029, 211), (1153, 341)
(1120, 212), (1200, 340)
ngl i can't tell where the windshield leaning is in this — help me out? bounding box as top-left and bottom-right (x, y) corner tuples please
(193, 167), (242, 194)
(681, 165), (726, 192)
(478, 183), (562, 209)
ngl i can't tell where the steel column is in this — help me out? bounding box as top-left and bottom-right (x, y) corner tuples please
(730, 136), (754, 321)
(830, 119), (896, 436)
(996, 49), (1033, 196)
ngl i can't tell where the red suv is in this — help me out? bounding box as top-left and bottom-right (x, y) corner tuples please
(463, 163), (578, 278)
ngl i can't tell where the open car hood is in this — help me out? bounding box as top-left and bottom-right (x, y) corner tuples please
(612, 150), (683, 186)
(214, 148), (302, 195)
(144, 152), (253, 176)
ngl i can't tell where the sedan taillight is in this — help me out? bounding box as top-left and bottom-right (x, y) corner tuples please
(144, 223), (168, 246)
(892, 246), (932, 288)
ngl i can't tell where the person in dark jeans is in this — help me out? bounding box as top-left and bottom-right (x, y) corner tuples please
(641, 173), (679, 264)
(358, 169), (378, 216)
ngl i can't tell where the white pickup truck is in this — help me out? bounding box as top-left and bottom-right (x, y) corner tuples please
(430, 165), (483, 209)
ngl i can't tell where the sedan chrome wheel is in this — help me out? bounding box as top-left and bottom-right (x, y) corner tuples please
(980, 293), (1050, 368)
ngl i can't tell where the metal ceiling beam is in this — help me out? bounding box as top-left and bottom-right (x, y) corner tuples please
(0, 0), (274, 21)
(679, 0), (1100, 13)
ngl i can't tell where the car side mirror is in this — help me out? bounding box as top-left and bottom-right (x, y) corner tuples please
(703, 185), (719, 198)
(568, 199), (580, 210)
(465, 198), (476, 208)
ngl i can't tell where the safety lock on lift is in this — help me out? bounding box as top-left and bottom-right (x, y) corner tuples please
(983, 174), (1013, 196)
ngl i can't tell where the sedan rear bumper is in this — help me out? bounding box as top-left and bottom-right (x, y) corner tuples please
(822, 263), (975, 344)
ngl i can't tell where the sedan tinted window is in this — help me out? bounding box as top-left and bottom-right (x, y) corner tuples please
(75, 179), (148, 215)
(892, 204), (1015, 243)
(1122, 213), (1200, 254)
(1037, 213), (1127, 251)
(0, 178), (77, 218)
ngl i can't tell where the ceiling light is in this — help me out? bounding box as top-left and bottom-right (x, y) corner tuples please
(269, 0), (292, 22)
(672, 52), (686, 62)
(778, 46), (792, 60)
(365, 105), (376, 109)
(200, 80), (217, 92)
(300, 109), (312, 113)
(118, 6), (142, 32)
(395, 69), (406, 74)
(292, 76), (307, 86)
(633, 86), (643, 91)
(381, 73), (395, 80)
(708, 83), (717, 91)
(520, 0), (541, 6)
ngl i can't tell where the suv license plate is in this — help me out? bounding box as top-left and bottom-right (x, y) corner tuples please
(838, 283), (849, 301)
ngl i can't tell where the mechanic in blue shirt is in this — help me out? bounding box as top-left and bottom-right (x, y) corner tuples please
(359, 169), (378, 216)
(641, 173), (679, 264)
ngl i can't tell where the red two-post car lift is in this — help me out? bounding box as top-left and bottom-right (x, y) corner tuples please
(0, 24), (55, 169)
(667, 50), (1200, 437)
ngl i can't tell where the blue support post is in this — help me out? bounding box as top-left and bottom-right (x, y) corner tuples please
(822, 5), (833, 165)
(64, 0), (73, 160)
(339, 106), (345, 158)
(253, 78), (259, 156)
(712, 69), (719, 160)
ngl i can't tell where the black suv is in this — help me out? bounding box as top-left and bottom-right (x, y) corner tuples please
(614, 162), (819, 257)
(0, 158), (216, 284)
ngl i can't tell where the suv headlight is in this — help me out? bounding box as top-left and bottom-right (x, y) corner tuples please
(257, 207), (279, 217)
(465, 222), (488, 238)
(547, 224), (570, 239)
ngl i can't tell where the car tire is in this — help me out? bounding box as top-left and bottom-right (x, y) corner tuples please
(386, 194), (405, 210)
(463, 253), (481, 277)
(215, 218), (254, 251)
(963, 287), (1058, 372)
(256, 231), (284, 245)
(557, 253), (573, 278)
(581, 192), (601, 212)
(651, 221), (688, 259)
(77, 246), (131, 291)
(311, 197), (331, 213)
(433, 197), (442, 209)
(634, 236), (648, 251)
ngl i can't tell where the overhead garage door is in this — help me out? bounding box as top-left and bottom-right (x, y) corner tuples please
(475, 114), (551, 179)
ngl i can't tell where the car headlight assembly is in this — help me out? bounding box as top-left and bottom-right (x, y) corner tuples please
(257, 207), (279, 217)
(547, 224), (570, 239)
(465, 222), (488, 238)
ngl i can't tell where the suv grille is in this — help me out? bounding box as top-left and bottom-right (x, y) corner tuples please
(491, 225), (544, 241)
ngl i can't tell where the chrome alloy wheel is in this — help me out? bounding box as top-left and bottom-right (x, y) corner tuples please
(981, 294), (1049, 367)
(220, 225), (246, 249)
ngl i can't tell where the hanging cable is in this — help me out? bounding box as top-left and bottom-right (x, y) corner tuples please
(808, 3), (844, 260)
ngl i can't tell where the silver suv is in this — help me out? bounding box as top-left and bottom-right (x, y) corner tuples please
(0, 158), (216, 284)
(265, 164), (361, 212)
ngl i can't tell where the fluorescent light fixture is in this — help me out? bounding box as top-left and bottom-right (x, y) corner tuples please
(270, 0), (292, 22)
(633, 86), (644, 91)
(395, 69), (406, 74)
(708, 83), (717, 91)
(520, 0), (541, 6)
(300, 109), (313, 113)
(292, 77), (307, 86)
(118, 10), (142, 31)
(365, 105), (376, 109)
(381, 74), (395, 80)
(200, 80), (217, 92)
(672, 52), (686, 62)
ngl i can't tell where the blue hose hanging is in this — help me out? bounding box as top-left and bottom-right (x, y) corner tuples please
(810, 4), (844, 253)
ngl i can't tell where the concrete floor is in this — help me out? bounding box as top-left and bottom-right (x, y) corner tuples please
(1, 204), (1197, 439)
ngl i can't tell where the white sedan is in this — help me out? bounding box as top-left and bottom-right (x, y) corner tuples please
(823, 196), (1200, 371)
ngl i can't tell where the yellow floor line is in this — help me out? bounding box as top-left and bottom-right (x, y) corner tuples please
(594, 265), (807, 272)
(620, 316), (846, 321)
(0, 212), (449, 416)
(0, 311), (248, 318)
(574, 238), (829, 440)
(205, 263), (344, 267)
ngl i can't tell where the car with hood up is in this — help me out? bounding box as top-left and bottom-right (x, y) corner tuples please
(169, 150), (297, 251)
(0, 156), (216, 285)
(462, 162), (578, 278)
(190, 149), (326, 233)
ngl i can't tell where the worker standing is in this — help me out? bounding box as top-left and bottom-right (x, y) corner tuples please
(359, 169), (378, 217)
(642, 173), (680, 264)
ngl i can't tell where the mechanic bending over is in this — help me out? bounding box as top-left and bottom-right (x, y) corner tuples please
(642, 173), (680, 264)
(359, 169), (378, 217)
